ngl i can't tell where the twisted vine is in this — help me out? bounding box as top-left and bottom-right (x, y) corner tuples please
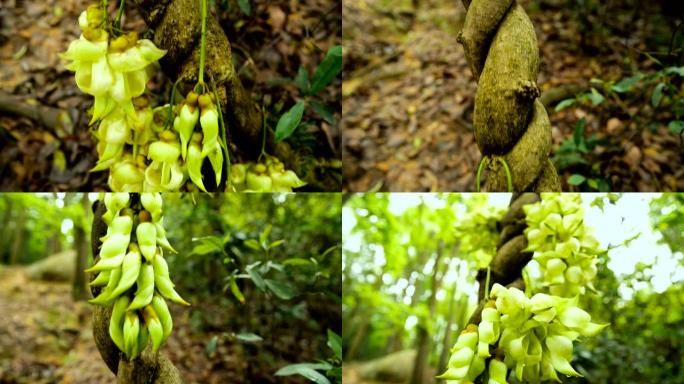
(459, 0), (561, 192)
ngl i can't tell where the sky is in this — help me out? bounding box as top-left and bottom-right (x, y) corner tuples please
(343, 193), (683, 303)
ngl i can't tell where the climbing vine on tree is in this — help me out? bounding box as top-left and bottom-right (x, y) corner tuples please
(460, 0), (561, 192)
(439, 194), (608, 383)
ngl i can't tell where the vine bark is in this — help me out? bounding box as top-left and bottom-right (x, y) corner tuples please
(459, 0), (561, 191)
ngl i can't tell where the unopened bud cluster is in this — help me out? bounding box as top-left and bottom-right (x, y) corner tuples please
(88, 193), (189, 360)
(524, 193), (601, 296)
(230, 155), (306, 192)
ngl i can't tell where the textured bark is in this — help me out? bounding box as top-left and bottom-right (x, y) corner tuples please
(460, 0), (513, 79)
(459, 0), (561, 191)
(130, 0), (328, 189)
(486, 100), (551, 191)
(90, 200), (182, 384)
(473, 4), (540, 155)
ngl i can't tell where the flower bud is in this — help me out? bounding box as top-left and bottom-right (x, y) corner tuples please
(230, 163), (247, 188)
(199, 107), (219, 157)
(136, 221), (157, 262)
(246, 172), (272, 192)
(123, 312), (141, 359)
(488, 359), (507, 384)
(187, 139), (207, 192)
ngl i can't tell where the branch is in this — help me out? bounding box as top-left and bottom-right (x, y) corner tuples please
(0, 91), (72, 133)
(90, 201), (182, 384)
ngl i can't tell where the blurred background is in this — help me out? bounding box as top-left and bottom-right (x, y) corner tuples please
(343, 0), (684, 192)
(0, 193), (341, 383)
(342, 193), (684, 383)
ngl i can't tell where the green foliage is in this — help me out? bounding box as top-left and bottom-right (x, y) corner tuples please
(161, 193), (341, 378)
(275, 45), (343, 142)
(0, 193), (89, 265)
(275, 330), (342, 384)
(553, 64), (684, 189)
(552, 118), (610, 191)
(343, 194), (501, 363)
(650, 193), (684, 254)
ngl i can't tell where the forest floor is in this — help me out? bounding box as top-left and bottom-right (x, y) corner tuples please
(0, 0), (341, 191)
(342, 0), (684, 191)
(0, 266), (316, 384)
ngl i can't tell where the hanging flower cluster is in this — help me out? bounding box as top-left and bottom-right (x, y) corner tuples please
(523, 193), (601, 296)
(230, 155), (306, 192)
(439, 194), (608, 383)
(439, 285), (608, 383)
(61, 4), (307, 192)
(173, 90), (223, 192)
(88, 193), (189, 360)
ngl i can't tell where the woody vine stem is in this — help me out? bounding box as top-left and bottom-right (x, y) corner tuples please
(198, 0), (207, 87)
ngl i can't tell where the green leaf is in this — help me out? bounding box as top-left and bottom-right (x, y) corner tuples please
(327, 329), (342, 359)
(237, 0), (251, 15)
(568, 174), (586, 186)
(295, 66), (310, 94)
(247, 266), (266, 291)
(310, 45), (343, 95)
(668, 120), (684, 133)
(205, 336), (218, 355)
(243, 239), (262, 251)
(268, 239), (285, 249)
(555, 98), (575, 112)
(235, 332), (263, 343)
(310, 101), (336, 125)
(282, 258), (314, 266)
(276, 364), (332, 384)
(275, 100), (306, 142)
(665, 66), (684, 76)
(229, 276), (245, 304)
(611, 74), (642, 93)
(651, 83), (665, 108)
(588, 88), (604, 106)
(264, 279), (296, 300)
(587, 178), (598, 190)
(192, 243), (221, 255)
(597, 179), (611, 192)
(573, 118), (586, 147)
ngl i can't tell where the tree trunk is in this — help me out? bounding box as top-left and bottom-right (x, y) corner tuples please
(72, 193), (89, 300)
(346, 313), (371, 361)
(10, 207), (27, 265)
(0, 203), (14, 263)
(410, 242), (445, 384)
(90, 199), (183, 384)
